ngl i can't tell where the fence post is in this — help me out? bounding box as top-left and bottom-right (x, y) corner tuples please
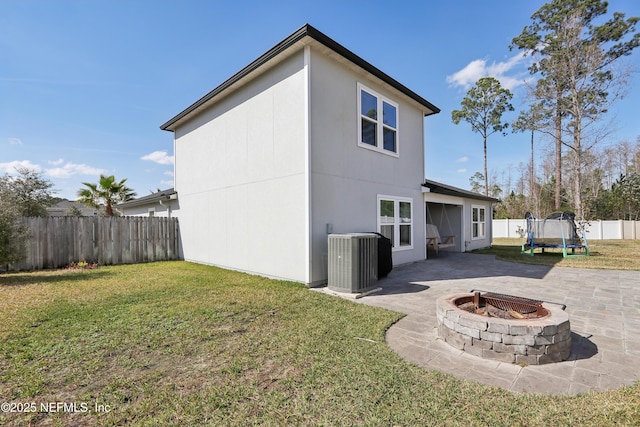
(619, 219), (624, 239)
(599, 220), (603, 240)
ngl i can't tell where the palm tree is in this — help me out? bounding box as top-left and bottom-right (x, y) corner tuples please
(77, 175), (136, 216)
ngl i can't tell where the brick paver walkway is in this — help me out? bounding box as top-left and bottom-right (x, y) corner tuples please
(322, 252), (640, 395)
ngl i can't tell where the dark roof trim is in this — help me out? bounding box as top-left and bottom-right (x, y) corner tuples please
(423, 179), (499, 203)
(161, 24), (440, 131)
(117, 188), (177, 208)
(302, 25), (440, 115)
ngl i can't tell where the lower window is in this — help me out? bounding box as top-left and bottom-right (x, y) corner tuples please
(378, 196), (413, 250)
(472, 205), (486, 239)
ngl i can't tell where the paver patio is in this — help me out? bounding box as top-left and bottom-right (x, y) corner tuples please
(321, 252), (640, 395)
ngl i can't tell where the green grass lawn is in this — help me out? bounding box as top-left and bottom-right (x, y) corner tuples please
(1, 262), (639, 426)
(473, 238), (640, 270)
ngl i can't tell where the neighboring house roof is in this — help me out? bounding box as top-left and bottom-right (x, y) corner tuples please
(161, 23), (440, 132)
(47, 200), (100, 216)
(423, 179), (500, 203)
(117, 188), (177, 209)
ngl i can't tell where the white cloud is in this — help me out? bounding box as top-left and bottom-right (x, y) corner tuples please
(164, 170), (174, 177)
(48, 158), (64, 166)
(446, 52), (528, 90)
(447, 59), (487, 89)
(45, 161), (106, 179)
(0, 160), (41, 173)
(160, 179), (174, 187)
(486, 52), (526, 76)
(457, 168), (467, 173)
(456, 156), (469, 163)
(8, 137), (23, 145)
(141, 150), (174, 165)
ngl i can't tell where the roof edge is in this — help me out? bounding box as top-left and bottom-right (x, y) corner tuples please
(117, 188), (177, 208)
(423, 179), (500, 203)
(161, 24), (440, 131)
(302, 24), (441, 117)
(160, 24), (310, 131)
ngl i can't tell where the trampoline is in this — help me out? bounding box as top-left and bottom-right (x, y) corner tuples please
(521, 211), (590, 258)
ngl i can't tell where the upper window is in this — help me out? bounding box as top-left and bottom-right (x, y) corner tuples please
(358, 84), (398, 155)
(378, 196), (412, 250)
(472, 205), (486, 240)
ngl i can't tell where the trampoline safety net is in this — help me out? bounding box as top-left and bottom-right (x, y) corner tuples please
(528, 218), (579, 245)
(522, 211), (589, 257)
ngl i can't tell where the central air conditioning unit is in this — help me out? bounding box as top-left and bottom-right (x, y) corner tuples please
(328, 233), (378, 293)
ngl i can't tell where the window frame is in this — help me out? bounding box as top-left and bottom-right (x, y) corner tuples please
(471, 205), (486, 240)
(377, 195), (413, 251)
(357, 83), (399, 157)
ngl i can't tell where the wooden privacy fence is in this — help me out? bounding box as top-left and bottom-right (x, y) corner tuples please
(7, 216), (181, 272)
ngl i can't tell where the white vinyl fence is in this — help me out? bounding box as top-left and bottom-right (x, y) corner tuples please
(493, 219), (640, 240)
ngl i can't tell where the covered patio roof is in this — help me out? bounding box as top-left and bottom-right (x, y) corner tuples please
(422, 179), (499, 203)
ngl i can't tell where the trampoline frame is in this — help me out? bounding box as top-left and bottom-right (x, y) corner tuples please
(521, 212), (590, 258)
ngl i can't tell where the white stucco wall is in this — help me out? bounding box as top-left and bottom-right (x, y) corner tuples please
(171, 42), (438, 286)
(308, 49), (428, 284)
(173, 52), (308, 282)
(464, 199), (493, 251)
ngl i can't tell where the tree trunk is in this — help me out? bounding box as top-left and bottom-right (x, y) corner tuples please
(483, 135), (489, 197)
(574, 146), (583, 220)
(530, 129), (535, 199)
(572, 110), (583, 219)
(555, 86), (562, 210)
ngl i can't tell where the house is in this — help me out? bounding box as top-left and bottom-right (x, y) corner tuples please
(423, 179), (499, 252)
(47, 199), (100, 216)
(160, 24), (493, 286)
(116, 188), (179, 218)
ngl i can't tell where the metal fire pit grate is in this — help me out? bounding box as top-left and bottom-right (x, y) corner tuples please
(481, 292), (543, 314)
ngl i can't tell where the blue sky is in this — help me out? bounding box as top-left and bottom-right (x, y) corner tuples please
(2, 0), (640, 200)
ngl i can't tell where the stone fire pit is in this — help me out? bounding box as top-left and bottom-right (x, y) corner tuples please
(436, 292), (571, 365)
